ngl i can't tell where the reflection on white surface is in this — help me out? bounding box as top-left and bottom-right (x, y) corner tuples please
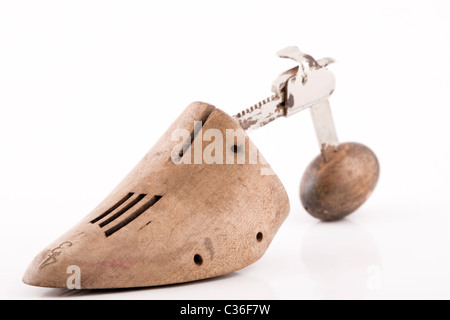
(300, 220), (380, 299)
(31, 270), (277, 300)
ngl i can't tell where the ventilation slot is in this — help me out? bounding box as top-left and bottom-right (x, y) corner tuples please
(178, 129), (196, 159)
(175, 112), (212, 162)
(99, 194), (147, 228)
(105, 195), (163, 237)
(90, 192), (134, 224)
(90, 193), (163, 237)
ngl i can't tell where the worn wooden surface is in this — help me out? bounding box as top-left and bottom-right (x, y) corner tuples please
(23, 102), (290, 289)
(300, 142), (379, 221)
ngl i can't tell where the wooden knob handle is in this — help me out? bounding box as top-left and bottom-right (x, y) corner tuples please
(300, 142), (379, 221)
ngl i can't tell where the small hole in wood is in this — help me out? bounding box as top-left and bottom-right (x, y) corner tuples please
(231, 145), (241, 154)
(256, 232), (263, 242)
(194, 254), (203, 266)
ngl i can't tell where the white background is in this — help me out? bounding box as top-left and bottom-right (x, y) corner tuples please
(1, 1), (449, 300)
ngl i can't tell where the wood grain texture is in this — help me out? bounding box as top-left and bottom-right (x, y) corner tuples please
(23, 102), (290, 289)
(300, 142), (379, 221)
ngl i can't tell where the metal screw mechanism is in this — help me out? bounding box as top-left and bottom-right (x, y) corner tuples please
(233, 46), (339, 151)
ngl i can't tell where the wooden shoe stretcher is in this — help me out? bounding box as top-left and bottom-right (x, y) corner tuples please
(23, 47), (379, 289)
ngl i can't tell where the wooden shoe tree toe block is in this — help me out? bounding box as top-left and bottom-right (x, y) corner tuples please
(23, 102), (290, 289)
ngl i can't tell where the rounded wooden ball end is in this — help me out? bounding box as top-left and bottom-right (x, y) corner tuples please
(300, 142), (379, 221)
